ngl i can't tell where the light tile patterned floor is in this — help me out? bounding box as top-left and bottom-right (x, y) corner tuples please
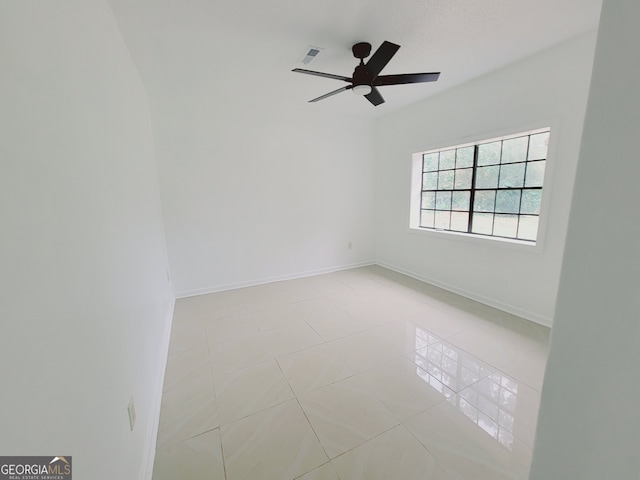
(152, 266), (550, 480)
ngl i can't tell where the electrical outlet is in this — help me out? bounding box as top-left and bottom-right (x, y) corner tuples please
(127, 397), (136, 431)
(348, 242), (353, 250)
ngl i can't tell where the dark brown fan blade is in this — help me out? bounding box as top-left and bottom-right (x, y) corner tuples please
(364, 41), (400, 78)
(364, 87), (385, 106)
(292, 68), (351, 82)
(309, 85), (352, 103)
(374, 72), (440, 86)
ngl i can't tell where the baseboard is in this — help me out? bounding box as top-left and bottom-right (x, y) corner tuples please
(175, 260), (376, 299)
(376, 261), (553, 328)
(140, 296), (175, 480)
(176, 259), (552, 327)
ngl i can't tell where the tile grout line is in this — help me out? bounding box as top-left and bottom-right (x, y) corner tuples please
(273, 355), (333, 464)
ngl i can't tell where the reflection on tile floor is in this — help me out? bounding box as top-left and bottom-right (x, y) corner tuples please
(152, 266), (550, 480)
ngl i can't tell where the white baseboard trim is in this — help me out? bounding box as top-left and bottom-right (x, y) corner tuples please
(174, 259), (552, 327)
(376, 261), (553, 328)
(175, 260), (376, 299)
(140, 296), (175, 480)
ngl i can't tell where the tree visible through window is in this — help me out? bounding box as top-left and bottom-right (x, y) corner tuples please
(416, 129), (549, 242)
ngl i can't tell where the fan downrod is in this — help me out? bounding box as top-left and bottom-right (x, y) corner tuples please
(352, 42), (372, 60)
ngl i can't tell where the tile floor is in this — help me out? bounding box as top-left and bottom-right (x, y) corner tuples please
(152, 266), (550, 480)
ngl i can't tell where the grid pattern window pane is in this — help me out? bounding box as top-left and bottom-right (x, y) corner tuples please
(418, 129), (549, 242)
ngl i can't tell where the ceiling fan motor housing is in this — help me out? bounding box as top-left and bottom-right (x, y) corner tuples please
(352, 64), (374, 86)
(352, 42), (372, 60)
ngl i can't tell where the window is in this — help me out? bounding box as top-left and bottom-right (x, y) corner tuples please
(411, 128), (550, 243)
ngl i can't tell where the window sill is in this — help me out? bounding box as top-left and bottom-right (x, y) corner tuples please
(407, 226), (545, 253)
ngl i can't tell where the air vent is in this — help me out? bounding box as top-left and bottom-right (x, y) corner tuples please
(301, 47), (322, 65)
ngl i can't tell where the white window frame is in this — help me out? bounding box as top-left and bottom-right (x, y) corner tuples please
(409, 126), (556, 251)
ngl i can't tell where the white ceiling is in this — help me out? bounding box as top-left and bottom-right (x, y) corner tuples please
(109, 0), (603, 119)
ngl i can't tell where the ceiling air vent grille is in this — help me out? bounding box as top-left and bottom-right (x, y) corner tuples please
(301, 47), (321, 65)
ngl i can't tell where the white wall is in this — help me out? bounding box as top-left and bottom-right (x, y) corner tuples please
(152, 101), (376, 296)
(530, 0), (640, 477)
(0, 2), (174, 479)
(373, 32), (598, 326)
(106, 0), (377, 298)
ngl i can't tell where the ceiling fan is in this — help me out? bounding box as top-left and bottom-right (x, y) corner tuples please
(292, 41), (440, 106)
